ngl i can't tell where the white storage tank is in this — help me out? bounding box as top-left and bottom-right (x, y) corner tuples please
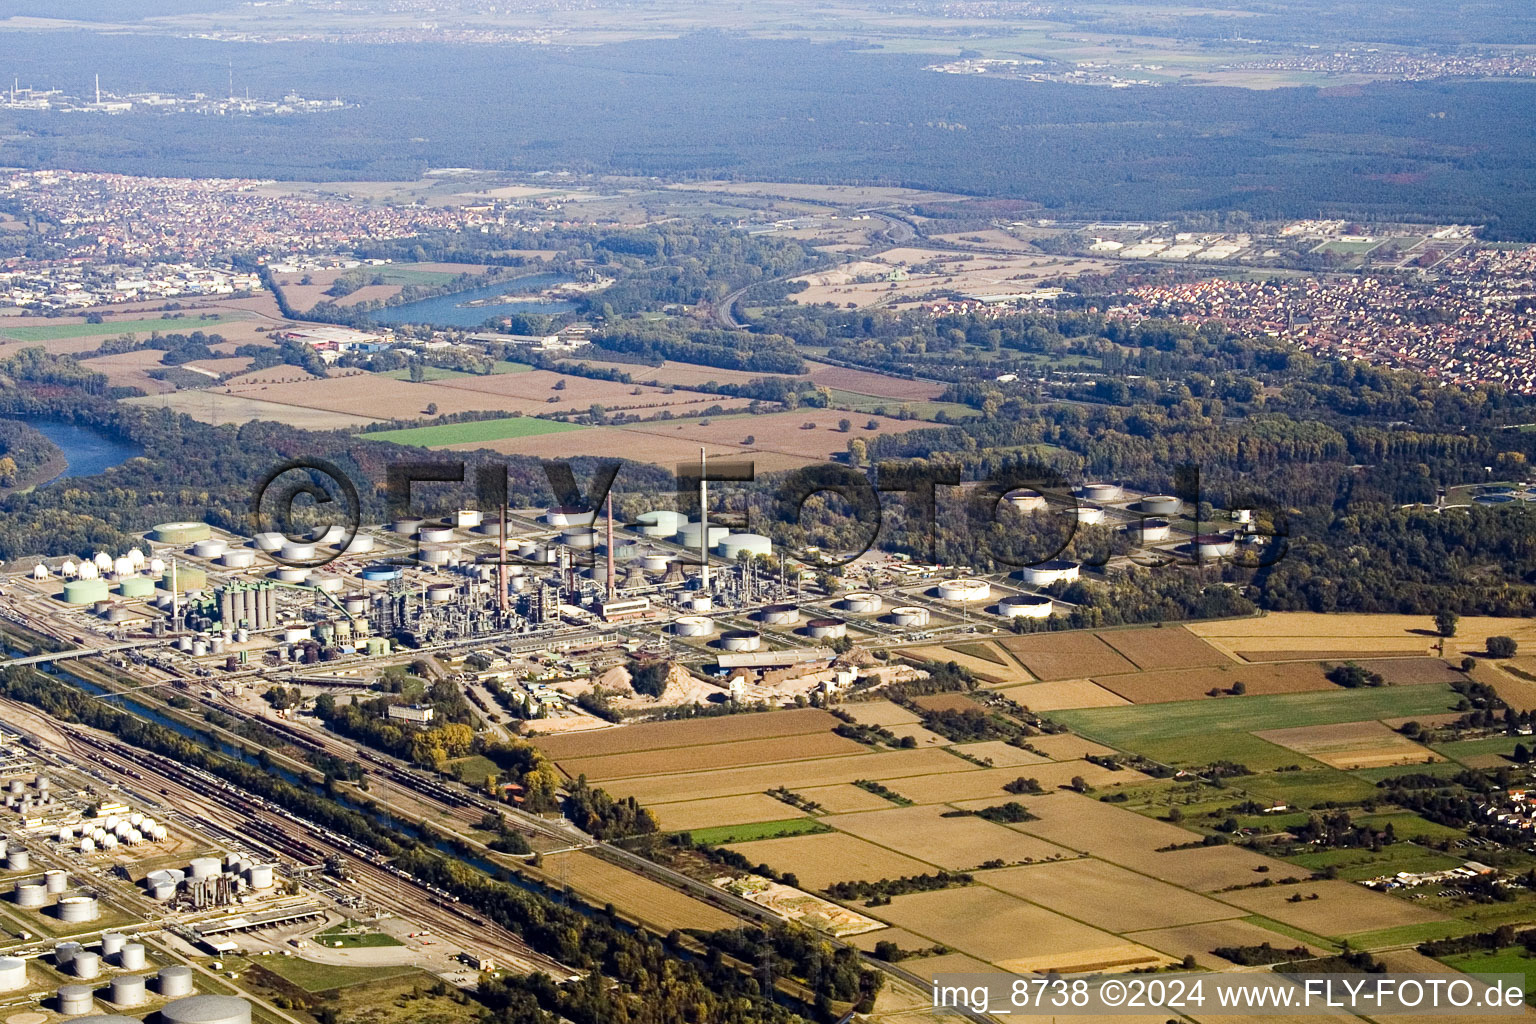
(161, 995), (253, 1024)
(190, 539), (228, 559)
(1080, 482), (1123, 502)
(805, 617), (848, 639)
(1070, 504), (1105, 525)
(559, 527), (597, 550)
(119, 944), (146, 971)
(43, 869), (66, 893)
(453, 509), (484, 529)
(1126, 518), (1172, 542)
(71, 951), (100, 979)
(217, 546), (253, 567)
(156, 965), (195, 998)
(718, 533), (772, 559)
(279, 540), (316, 562)
(188, 856), (221, 880)
(840, 592), (883, 614)
(719, 630), (762, 653)
(425, 583), (455, 604)
(109, 975), (147, 1007)
(343, 533), (375, 554)
(55, 942), (81, 967)
(0, 956), (24, 992)
(997, 594), (1054, 619)
(1018, 560), (1080, 587)
(252, 532), (286, 552)
(57, 984), (95, 1015)
(1139, 494), (1181, 516)
(937, 578), (991, 603)
(757, 603), (799, 625)
(245, 863), (276, 890)
(1194, 533), (1237, 558)
(1232, 508), (1253, 525)
(390, 517), (423, 535)
(1003, 488), (1048, 512)
(55, 896), (99, 923)
(672, 616), (714, 637)
(676, 522), (728, 549)
(417, 543), (458, 566)
(888, 606), (930, 628)
(635, 510), (685, 537)
(5, 848), (30, 871)
(78, 837), (96, 855)
(418, 525), (455, 544)
(638, 549), (673, 573)
(272, 566), (310, 583)
(543, 506), (595, 528)
(101, 933), (126, 957)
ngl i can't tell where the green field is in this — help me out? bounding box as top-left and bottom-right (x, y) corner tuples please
(1433, 735), (1523, 765)
(1283, 843), (1464, 881)
(359, 416), (586, 447)
(1443, 947), (1536, 1000)
(685, 818), (830, 844)
(820, 388), (977, 421)
(1240, 767), (1382, 807)
(0, 314), (245, 342)
(255, 957), (420, 992)
(1052, 685), (1460, 767)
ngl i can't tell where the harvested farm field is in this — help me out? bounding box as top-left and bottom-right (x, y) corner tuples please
(999, 792), (1213, 861)
(1253, 721), (1443, 770)
(998, 633), (1138, 680)
(868, 886), (1169, 974)
(1236, 648), (1425, 662)
(822, 805), (1075, 871)
(892, 760), (1144, 804)
(792, 783), (900, 814)
(977, 859), (1244, 933)
(647, 793), (806, 832)
(1367, 658), (1472, 685)
(1092, 662), (1336, 704)
(990, 678), (1129, 711)
(1221, 879), (1448, 938)
(947, 740), (1050, 767)
(555, 731), (869, 781)
(1096, 626), (1232, 671)
(841, 701), (922, 728)
(599, 747), (973, 804)
(1189, 612), (1536, 659)
(901, 645), (1030, 684)
(1021, 733), (1120, 761)
(122, 391), (383, 429)
(219, 373), (498, 419)
(422, 369), (750, 415)
(1126, 919), (1326, 969)
(540, 851), (737, 932)
(531, 708), (839, 759)
(723, 831), (934, 889)
(803, 363), (945, 401)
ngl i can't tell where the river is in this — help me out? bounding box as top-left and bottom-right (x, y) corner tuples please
(368, 273), (579, 327)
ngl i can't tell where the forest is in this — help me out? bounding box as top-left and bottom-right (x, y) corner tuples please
(7, 32), (1536, 236)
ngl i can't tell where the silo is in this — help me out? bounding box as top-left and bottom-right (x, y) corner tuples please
(0, 955), (24, 991)
(6, 849), (30, 871)
(55, 896), (99, 923)
(188, 857), (221, 880)
(101, 933), (126, 957)
(72, 951), (100, 979)
(57, 984), (95, 1015)
(160, 996), (252, 1024)
(156, 965), (194, 997)
(118, 944), (146, 971)
(43, 869), (66, 893)
(109, 975), (147, 1007)
(245, 864), (276, 890)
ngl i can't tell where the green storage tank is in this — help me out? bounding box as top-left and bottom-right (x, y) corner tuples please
(162, 565), (207, 593)
(149, 521), (211, 545)
(118, 577), (155, 599)
(62, 579), (110, 605)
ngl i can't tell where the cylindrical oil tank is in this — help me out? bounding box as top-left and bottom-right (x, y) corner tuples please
(188, 856), (221, 880)
(757, 603), (799, 626)
(471, 517), (502, 536)
(55, 942), (81, 966)
(72, 951), (100, 979)
(1232, 508), (1253, 525)
(418, 525), (454, 544)
(156, 965), (195, 997)
(805, 617), (847, 639)
(937, 578), (991, 603)
(719, 630), (762, 653)
(343, 533), (374, 554)
(1126, 518), (1172, 542)
(676, 523), (728, 549)
(6, 849), (30, 871)
(840, 592), (883, 614)
(43, 869), (66, 893)
(191, 641), (208, 657)
(190, 539), (227, 559)
(310, 575), (343, 594)
(888, 606), (930, 628)
(118, 944), (146, 970)
(109, 975), (147, 1006)
(118, 576), (155, 599)
(161, 996), (252, 1024)
(998, 594), (1054, 619)
(252, 532), (285, 552)
(104, 607), (133, 625)
(150, 522), (211, 545)
(1080, 482), (1123, 502)
(717, 533), (772, 559)
(55, 896), (99, 923)
(1018, 560), (1080, 587)
(1139, 494), (1181, 516)
(57, 984), (95, 1015)
(672, 616), (714, 637)
(1003, 488), (1048, 512)
(360, 564), (402, 582)
(543, 506), (594, 528)
(0, 956), (24, 992)
(425, 583), (456, 604)
(343, 593), (368, 615)
(170, 565), (207, 593)
(282, 627), (312, 644)
(1194, 533), (1237, 558)
(77, 1015), (140, 1024)
(635, 510), (685, 537)
(245, 864), (276, 890)
(278, 539), (316, 562)
(390, 517), (424, 535)
(1070, 504), (1105, 525)
(688, 595), (713, 612)
(417, 543), (458, 566)
(453, 509), (483, 529)
(63, 578), (111, 605)
(638, 549), (673, 573)
(560, 527), (597, 550)
(101, 933), (126, 957)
